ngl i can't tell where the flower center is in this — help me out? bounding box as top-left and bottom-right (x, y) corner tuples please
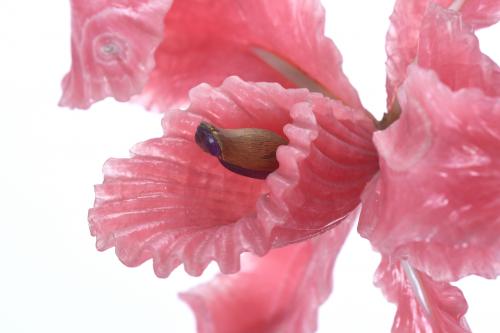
(194, 122), (288, 179)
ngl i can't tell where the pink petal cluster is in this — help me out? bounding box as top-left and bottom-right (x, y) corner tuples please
(359, 3), (500, 281)
(62, 0), (363, 110)
(141, 0), (364, 110)
(61, 0), (500, 332)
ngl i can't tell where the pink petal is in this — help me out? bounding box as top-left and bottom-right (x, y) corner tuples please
(89, 77), (377, 277)
(267, 93), (378, 242)
(416, 4), (500, 96)
(375, 256), (470, 333)
(180, 212), (355, 333)
(385, 0), (499, 109)
(461, 0), (500, 29)
(60, 0), (172, 109)
(358, 64), (500, 281)
(140, 0), (363, 111)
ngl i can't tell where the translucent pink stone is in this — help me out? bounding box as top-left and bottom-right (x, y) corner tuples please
(385, 0), (499, 109)
(416, 4), (500, 97)
(61, 0), (362, 112)
(375, 256), (470, 332)
(359, 63), (500, 281)
(267, 94), (378, 235)
(89, 77), (377, 277)
(360, 3), (500, 281)
(60, 0), (172, 109)
(460, 0), (500, 28)
(180, 212), (354, 333)
(130, 0), (363, 111)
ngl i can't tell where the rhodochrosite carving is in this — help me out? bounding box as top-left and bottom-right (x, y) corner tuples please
(60, 0), (173, 109)
(181, 215), (355, 333)
(62, 0), (363, 110)
(375, 257), (471, 333)
(384, 0), (500, 109)
(359, 4), (500, 282)
(88, 78), (377, 277)
(61, 0), (500, 332)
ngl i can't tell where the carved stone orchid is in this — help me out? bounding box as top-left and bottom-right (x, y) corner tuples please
(61, 0), (500, 332)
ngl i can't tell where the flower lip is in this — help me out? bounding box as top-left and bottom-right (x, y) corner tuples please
(195, 122), (222, 156)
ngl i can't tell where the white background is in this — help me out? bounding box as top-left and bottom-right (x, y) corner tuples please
(0, 1), (498, 332)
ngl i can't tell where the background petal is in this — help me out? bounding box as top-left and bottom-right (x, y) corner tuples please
(140, 0), (363, 111)
(375, 257), (470, 333)
(359, 65), (500, 281)
(180, 213), (354, 333)
(60, 0), (172, 109)
(89, 77), (376, 277)
(385, 0), (499, 109)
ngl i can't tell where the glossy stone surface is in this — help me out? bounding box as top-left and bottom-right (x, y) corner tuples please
(89, 77), (377, 278)
(375, 256), (470, 333)
(181, 213), (355, 333)
(60, 0), (172, 109)
(61, 0), (362, 111)
(359, 5), (500, 282)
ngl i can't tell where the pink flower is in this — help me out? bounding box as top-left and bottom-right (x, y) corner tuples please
(61, 0), (500, 332)
(88, 79), (377, 277)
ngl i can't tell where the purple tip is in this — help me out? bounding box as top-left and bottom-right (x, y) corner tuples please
(195, 122), (221, 156)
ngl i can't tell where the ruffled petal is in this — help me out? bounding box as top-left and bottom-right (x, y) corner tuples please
(385, 0), (499, 109)
(60, 0), (172, 109)
(140, 0), (363, 111)
(266, 94), (378, 244)
(375, 256), (470, 333)
(359, 64), (500, 281)
(89, 77), (377, 277)
(361, 5), (500, 280)
(180, 212), (355, 333)
(416, 4), (500, 96)
(386, 0), (446, 109)
(460, 0), (500, 29)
